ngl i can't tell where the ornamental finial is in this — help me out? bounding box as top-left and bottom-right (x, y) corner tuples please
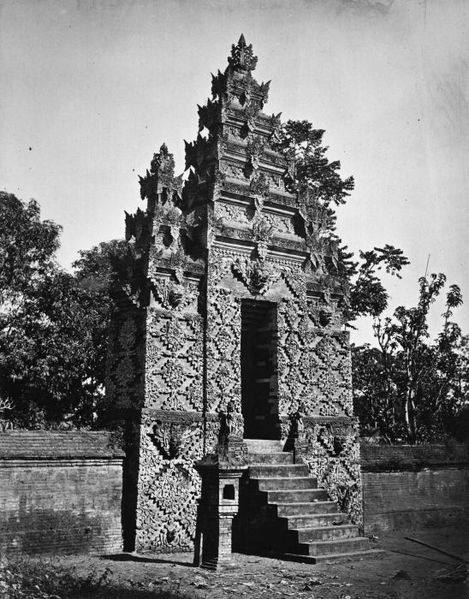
(228, 34), (258, 72)
(150, 143), (175, 181)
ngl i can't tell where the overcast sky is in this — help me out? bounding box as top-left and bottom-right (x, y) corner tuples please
(1, 0), (468, 344)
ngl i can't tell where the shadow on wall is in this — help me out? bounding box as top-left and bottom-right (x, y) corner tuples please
(121, 440), (139, 552)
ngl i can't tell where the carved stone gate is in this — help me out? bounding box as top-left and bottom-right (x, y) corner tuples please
(106, 36), (363, 553)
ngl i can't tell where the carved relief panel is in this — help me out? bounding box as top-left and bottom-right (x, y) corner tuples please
(206, 255), (243, 414)
(135, 412), (213, 552)
(106, 310), (145, 415)
(145, 309), (203, 411)
(300, 419), (363, 526)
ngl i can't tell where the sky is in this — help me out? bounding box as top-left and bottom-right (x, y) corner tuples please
(1, 0), (468, 345)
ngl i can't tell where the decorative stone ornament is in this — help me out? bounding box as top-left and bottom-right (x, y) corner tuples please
(227, 34), (258, 72)
(106, 35), (362, 555)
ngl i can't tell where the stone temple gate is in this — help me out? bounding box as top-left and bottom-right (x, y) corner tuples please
(106, 36), (371, 561)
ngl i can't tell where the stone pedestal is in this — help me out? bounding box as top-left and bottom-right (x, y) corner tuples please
(194, 440), (247, 570)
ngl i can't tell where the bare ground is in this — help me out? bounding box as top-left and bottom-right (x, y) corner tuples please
(6, 526), (469, 599)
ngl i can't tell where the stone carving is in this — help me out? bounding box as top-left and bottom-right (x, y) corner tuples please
(106, 36), (360, 554)
(218, 400), (244, 442)
(206, 287), (241, 414)
(149, 277), (200, 314)
(139, 143), (182, 205)
(145, 311), (203, 412)
(125, 208), (152, 246)
(137, 414), (207, 552)
(298, 418), (363, 526)
(228, 34), (258, 72)
(269, 112), (283, 144)
(198, 98), (220, 135)
(251, 216), (274, 259)
(232, 258), (280, 295)
(149, 420), (184, 460)
(261, 211), (295, 236)
(289, 404), (306, 439)
(319, 306), (333, 326)
(215, 201), (250, 226)
(245, 135), (265, 174)
(213, 401), (249, 472)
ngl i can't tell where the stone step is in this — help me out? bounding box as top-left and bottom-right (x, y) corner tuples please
(244, 439), (284, 453)
(282, 548), (385, 565)
(282, 513), (348, 528)
(255, 477), (317, 491)
(249, 464), (310, 478)
(290, 524), (359, 543)
(248, 452), (293, 465)
(241, 437), (379, 565)
(275, 501), (338, 516)
(264, 488), (329, 503)
(298, 536), (372, 556)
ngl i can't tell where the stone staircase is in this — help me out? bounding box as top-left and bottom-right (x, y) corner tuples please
(236, 439), (382, 564)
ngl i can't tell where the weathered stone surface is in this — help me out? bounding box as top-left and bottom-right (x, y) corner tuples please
(106, 34), (361, 553)
(0, 432), (123, 556)
(362, 443), (469, 533)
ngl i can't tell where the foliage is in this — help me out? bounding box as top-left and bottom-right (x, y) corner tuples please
(275, 119), (355, 207)
(274, 122), (410, 324)
(340, 244), (410, 323)
(354, 274), (468, 443)
(0, 192), (120, 429)
(274, 122), (468, 443)
(273, 120), (354, 268)
(0, 193), (61, 294)
(3, 121), (467, 440)
(0, 558), (189, 598)
(0, 558), (110, 598)
(73, 239), (128, 287)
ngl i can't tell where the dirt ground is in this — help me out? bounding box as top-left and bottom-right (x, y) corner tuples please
(34, 526), (469, 599)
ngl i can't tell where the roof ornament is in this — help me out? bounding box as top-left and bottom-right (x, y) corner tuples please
(150, 143), (175, 182)
(227, 34), (258, 72)
(139, 144), (182, 206)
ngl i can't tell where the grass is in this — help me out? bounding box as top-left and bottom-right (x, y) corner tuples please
(0, 558), (191, 598)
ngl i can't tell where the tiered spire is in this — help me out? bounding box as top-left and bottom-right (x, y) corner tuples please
(227, 34), (258, 72)
(209, 34), (270, 113)
(138, 143), (183, 211)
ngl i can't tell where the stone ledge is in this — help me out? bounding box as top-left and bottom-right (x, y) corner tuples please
(360, 443), (469, 472)
(0, 458), (124, 468)
(0, 431), (125, 460)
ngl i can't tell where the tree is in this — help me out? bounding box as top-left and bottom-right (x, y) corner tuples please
(71, 239), (129, 425)
(0, 193), (61, 293)
(353, 274), (468, 443)
(273, 119), (353, 255)
(0, 191), (121, 428)
(273, 121), (409, 322)
(274, 120), (355, 208)
(0, 192), (62, 426)
(274, 122), (468, 443)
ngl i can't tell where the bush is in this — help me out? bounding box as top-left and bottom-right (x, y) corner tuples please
(0, 558), (189, 598)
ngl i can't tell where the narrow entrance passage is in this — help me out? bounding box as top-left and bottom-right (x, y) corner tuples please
(241, 299), (279, 439)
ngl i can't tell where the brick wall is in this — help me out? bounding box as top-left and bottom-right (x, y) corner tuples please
(0, 432), (124, 556)
(361, 443), (469, 533)
(3, 434), (468, 555)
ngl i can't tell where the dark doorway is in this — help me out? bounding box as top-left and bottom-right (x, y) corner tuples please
(241, 299), (279, 439)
